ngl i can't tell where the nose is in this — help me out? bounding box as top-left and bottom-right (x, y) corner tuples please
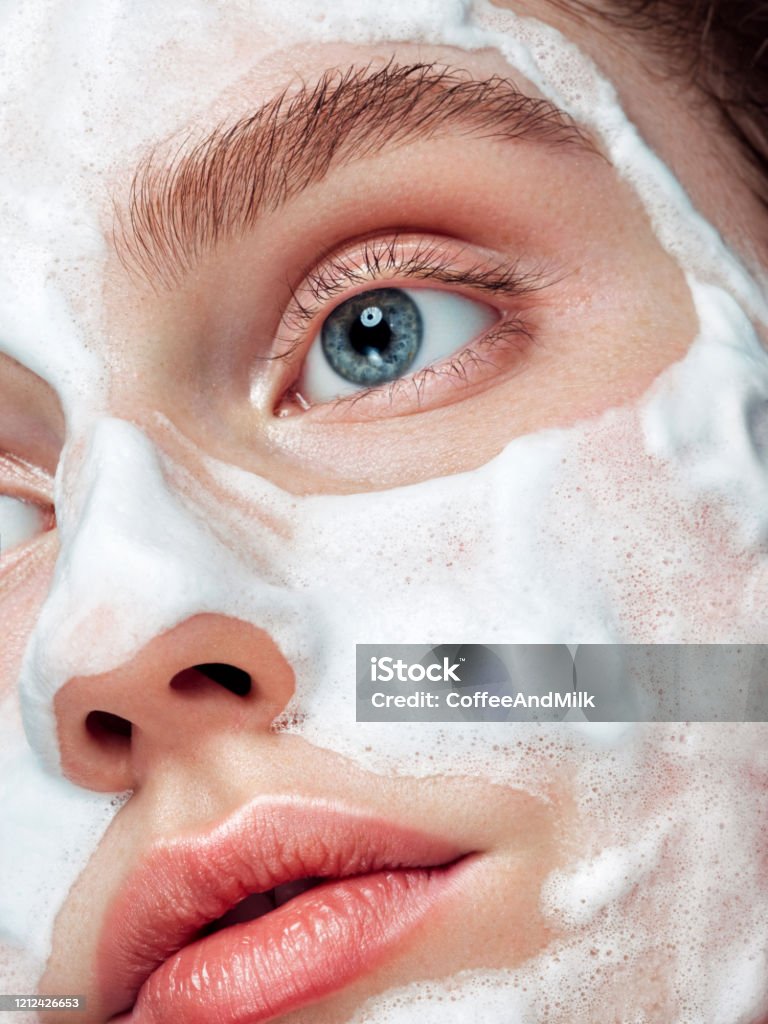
(54, 613), (295, 791)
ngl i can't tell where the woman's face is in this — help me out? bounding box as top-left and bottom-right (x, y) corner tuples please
(1, 1), (767, 1022)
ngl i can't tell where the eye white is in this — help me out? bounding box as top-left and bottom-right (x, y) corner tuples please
(0, 495), (46, 553)
(299, 288), (497, 404)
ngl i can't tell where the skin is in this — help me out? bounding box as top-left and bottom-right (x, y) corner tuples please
(0, 1), (766, 1022)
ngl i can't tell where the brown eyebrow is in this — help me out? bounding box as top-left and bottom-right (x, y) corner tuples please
(115, 61), (597, 285)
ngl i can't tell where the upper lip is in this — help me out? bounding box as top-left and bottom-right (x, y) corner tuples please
(97, 796), (465, 1018)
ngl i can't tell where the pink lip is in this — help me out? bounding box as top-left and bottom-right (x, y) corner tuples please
(98, 799), (469, 1023)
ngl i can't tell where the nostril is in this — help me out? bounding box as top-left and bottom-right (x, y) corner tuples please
(85, 710), (133, 749)
(170, 663), (252, 698)
(196, 663), (252, 697)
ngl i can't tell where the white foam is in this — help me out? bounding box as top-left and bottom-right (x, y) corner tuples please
(351, 725), (768, 1023)
(0, 693), (121, 984)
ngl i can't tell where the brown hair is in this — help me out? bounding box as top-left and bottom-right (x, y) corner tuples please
(565, 1), (768, 198)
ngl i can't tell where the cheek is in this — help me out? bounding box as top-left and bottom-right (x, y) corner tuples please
(0, 540), (57, 700)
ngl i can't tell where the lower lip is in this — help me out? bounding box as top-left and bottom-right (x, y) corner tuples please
(115, 863), (461, 1024)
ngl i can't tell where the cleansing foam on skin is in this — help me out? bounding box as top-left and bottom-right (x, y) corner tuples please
(1, 2), (766, 1021)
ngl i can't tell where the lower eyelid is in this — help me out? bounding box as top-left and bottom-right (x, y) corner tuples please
(296, 314), (537, 420)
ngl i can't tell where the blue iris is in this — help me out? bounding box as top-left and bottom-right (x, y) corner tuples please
(321, 288), (423, 386)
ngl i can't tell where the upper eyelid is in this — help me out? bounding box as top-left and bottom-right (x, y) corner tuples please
(270, 235), (555, 365)
(0, 452), (55, 503)
(302, 236), (549, 304)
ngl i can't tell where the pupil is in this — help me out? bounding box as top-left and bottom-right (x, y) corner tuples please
(349, 307), (391, 356)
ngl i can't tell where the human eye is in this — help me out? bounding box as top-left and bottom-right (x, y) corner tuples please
(0, 455), (55, 559)
(273, 235), (552, 419)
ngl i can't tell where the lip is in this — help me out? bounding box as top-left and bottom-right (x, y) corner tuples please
(98, 798), (469, 1023)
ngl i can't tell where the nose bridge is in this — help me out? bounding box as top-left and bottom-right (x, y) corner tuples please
(19, 417), (303, 774)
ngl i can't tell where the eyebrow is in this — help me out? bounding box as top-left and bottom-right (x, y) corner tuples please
(115, 61), (596, 284)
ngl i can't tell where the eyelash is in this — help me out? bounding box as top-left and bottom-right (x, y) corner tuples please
(273, 235), (553, 415)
